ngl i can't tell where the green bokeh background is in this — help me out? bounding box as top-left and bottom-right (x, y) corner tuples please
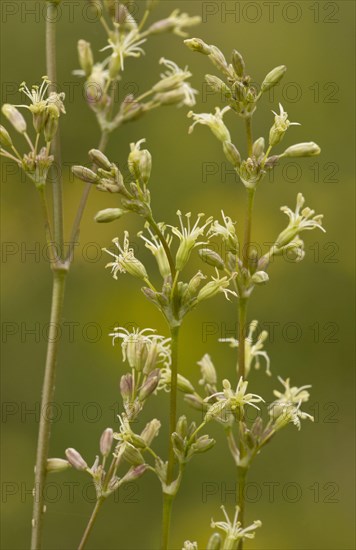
(1, 1), (355, 549)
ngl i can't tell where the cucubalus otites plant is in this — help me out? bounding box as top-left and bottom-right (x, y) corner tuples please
(58, 34), (325, 550)
(64, 40), (324, 550)
(0, 1), (200, 548)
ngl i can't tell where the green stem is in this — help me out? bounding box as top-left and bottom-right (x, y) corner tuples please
(31, 270), (68, 550)
(77, 497), (105, 550)
(161, 324), (180, 549)
(238, 297), (247, 379)
(38, 187), (56, 265)
(242, 189), (255, 269)
(245, 117), (253, 158)
(237, 467), (248, 550)
(161, 494), (174, 550)
(46, 1), (64, 258)
(166, 325), (180, 483)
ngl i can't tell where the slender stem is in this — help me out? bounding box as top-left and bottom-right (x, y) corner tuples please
(46, 1), (64, 258)
(161, 494), (174, 550)
(237, 467), (248, 550)
(161, 324), (180, 549)
(238, 297), (247, 379)
(242, 189), (255, 268)
(245, 117), (253, 157)
(78, 498), (105, 550)
(66, 131), (109, 263)
(31, 270), (68, 550)
(38, 187), (56, 265)
(166, 325), (179, 483)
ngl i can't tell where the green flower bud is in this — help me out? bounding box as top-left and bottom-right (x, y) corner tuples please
(89, 149), (112, 171)
(198, 353), (217, 386)
(223, 141), (241, 168)
(281, 142), (321, 158)
(207, 533), (222, 550)
(184, 38), (212, 55)
(231, 49), (245, 77)
(252, 137), (265, 159)
(65, 448), (88, 471)
(209, 45), (230, 76)
(2, 104), (26, 133)
(190, 434), (215, 454)
(176, 415), (188, 438)
(199, 248), (225, 270)
(44, 104), (59, 142)
(251, 271), (269, 285)
(72, 165), (99, 184)
(78, 40), (94, 78)
(122, 443), (144, 466)
(261, 65), (287, 93)
(140, 419), (161, 446)
(128, 139), (152, 185)
(0, 125), (13, 148)
(94, 208), (127, 223)
(46, 458), (70, 473)
(205, 74), (231, 98)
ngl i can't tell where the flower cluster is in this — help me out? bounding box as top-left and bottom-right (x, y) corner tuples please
(1, 77), (65, 187)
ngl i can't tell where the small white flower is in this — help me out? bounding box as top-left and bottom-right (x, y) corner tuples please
(110, 326), (171, 373)
(17, 76), (66, 116)
(101, 31), (146, 71)
(103, 231), (148, 280)
(139, 222), (172, 279)
(208, 211), (239, 253)
(211, 505), (262, 543)
(205, 377), (264, 421)
(188, 106), (231, 143)
(197, 269), (237, 303)
(220, 320), (271, 376)
(269, 377), (314, 431)
(269, 102), (300, 146)
(276, 193), (325, 248)
(153, 58), (198, 107)
(170, 211), (213, 271)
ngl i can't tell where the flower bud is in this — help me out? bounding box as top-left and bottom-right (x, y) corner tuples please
(2, 104), (27, 133)
(94, 208), (127, 223)
(184, 393), (206, 411)
(138, 369), (160, 401)
(207, 533), (222, 550)
(231, 49), (245, 77)
(46, 458), (70, 473)
(184, 38), (212, 55)
(223, 141), (241, 167)
(198, 354), (217, 386)
(281, 142), (321, 158)
(252, 137), (265, 159)
(128, 140), (152, 185)
(198, 248), (225, 270)
(190, 434), (215, 454)
(176, 415), (188, 439)
(78, 40), (94, 78)
(120, 373), (133, 402)
(44, 104), (59, 142)
(89, 149), (112, 171)
(177, 374), (195, 394)
(122, 443), (144, 466)
(72, 165), (99, 184)
(186, 271), (206, 297)
(205, 75), (231, 98)
(121, 464), (147, 483)
(65, 448), (88, 471)
(261, 65), (287, 93)
(100, 428), (114, 457)
(209, 46), (229, 76)
(0, 125), (13, 148)
(140, 419), (161, 446)
(251, 271), (269, 285)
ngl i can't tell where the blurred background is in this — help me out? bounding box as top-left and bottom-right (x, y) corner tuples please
(1, 1), (355, 549)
